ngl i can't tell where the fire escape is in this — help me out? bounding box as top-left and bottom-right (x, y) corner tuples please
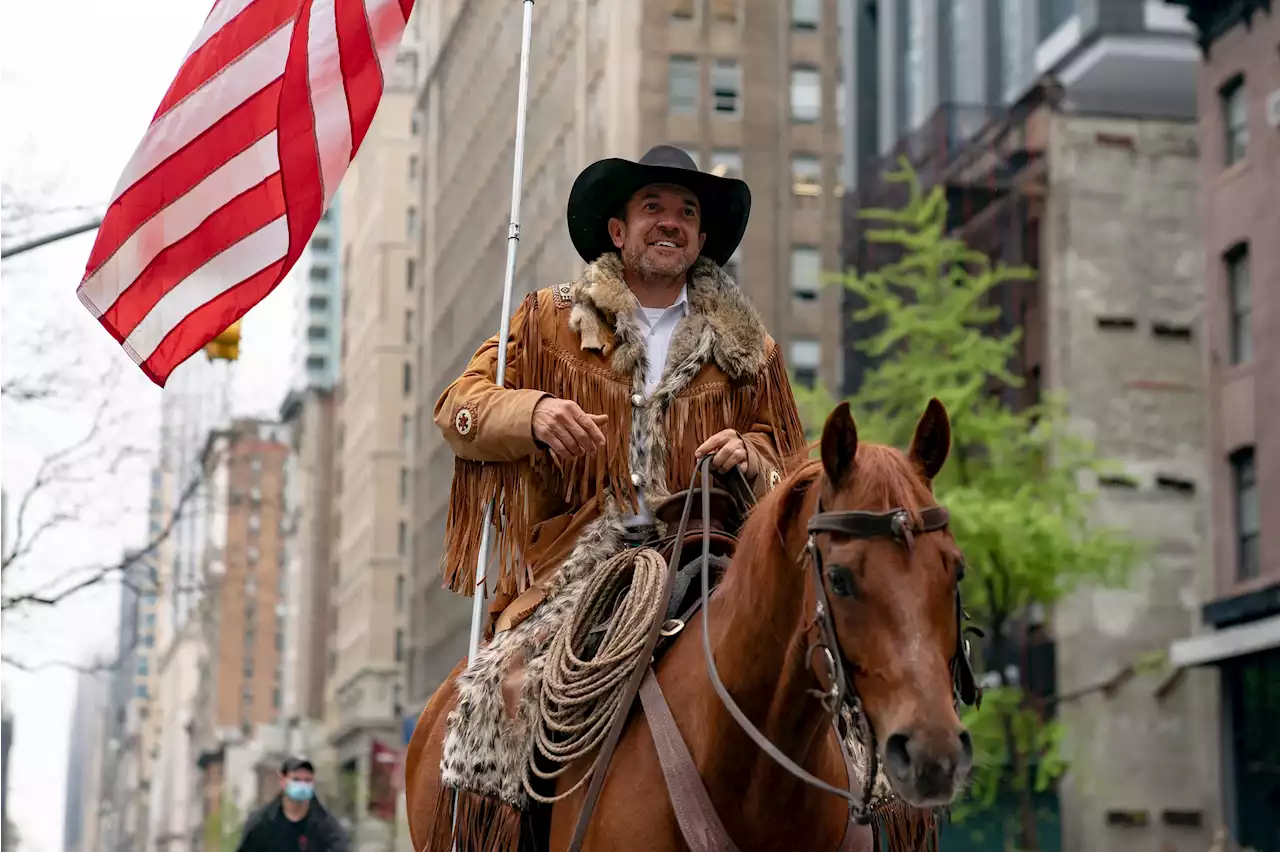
(841, 84), (1059, 414)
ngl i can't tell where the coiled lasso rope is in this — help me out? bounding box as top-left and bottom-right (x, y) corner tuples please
(523, 546), (669, 803)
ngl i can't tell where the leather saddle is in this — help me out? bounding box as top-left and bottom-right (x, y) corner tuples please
(594, 470), (756, 658)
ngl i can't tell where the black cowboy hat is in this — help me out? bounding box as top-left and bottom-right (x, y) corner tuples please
(566, 144), (751, 268)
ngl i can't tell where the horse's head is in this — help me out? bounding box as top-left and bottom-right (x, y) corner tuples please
(811, 398), (972, 808)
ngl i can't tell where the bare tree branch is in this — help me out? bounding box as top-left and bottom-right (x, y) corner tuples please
(1, 444), (219, 611)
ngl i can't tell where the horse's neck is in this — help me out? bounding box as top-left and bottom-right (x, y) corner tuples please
(696, 502), (840, 818)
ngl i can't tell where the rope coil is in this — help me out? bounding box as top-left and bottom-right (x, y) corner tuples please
(524, 546), (669, 803)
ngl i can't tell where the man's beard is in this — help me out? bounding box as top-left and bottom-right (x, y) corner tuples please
(623, 241), (691, 280)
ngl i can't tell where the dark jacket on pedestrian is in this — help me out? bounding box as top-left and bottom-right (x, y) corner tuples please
(235, 794), (349, 852)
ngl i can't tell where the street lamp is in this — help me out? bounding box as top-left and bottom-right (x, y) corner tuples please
(0, 216), (104, 260)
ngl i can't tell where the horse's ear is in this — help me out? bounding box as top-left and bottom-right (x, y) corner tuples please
(909, 397), (951, 485)
(821, 402), (858, 487)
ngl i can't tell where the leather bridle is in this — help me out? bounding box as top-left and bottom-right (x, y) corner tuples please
(694, 456), (983, 824)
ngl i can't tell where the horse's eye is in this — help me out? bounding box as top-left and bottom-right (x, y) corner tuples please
(827, 566), (857, 598)
(955, 556), (967, 581)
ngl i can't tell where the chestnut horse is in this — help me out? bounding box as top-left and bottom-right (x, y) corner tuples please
(406, 398), (974, 851)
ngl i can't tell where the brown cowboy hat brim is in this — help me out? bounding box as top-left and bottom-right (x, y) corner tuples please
(566, 145), (751, 268)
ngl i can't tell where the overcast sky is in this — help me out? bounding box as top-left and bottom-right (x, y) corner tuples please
(2, 1), (295, 850)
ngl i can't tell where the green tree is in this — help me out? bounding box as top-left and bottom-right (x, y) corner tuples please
(797, 160), (1143, 850)
(202, 796), (243, 852)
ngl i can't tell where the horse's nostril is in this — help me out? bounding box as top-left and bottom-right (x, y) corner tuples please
(885, 732), (912, 772)
(958, 729), (973, 761)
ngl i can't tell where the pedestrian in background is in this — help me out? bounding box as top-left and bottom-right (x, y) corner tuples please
(236, 756), (349, 852)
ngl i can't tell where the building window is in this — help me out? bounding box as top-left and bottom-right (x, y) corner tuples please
(306, 355), (326, 372)
(136, 684), (149, 699)
(710, 149), (742, 179)
(1220, 75), (1247, 166)
(1231, 448), (1258, 581)
(396, 575), (405, 612)
(711, 59), (741, 116)
(273, 688), (281, 710)
(408, 155), (419, 182)
(710, 0), (738, 24)
(406, 207), (417, 240)
(790, 67), (821, 123)
(308, 295), (329, 312)
(311, 236), (331, 253)
(403, 362), (412, 395)
(668, 56), (699, 115)
(670, 0), (694, 21)
(307, 325), (328, 341)
(309, 266), (331, 282)
(242, 687), (252, 706)
(1226, 244), (1251, 365)
(401, 415), (411, 451)
(400, 467), (409, 503)
(791, 246), (821, 301)
(406, 257), (415, 291)
(397, 521), (408, 556)
(404, 310), (414, 344)
(411, 110), (421, 135)
(244, 658), (254, 678)
(791, 154), (822, 196)
(138, 657), (149, 676)
(791, 0), (819, 29)
(395, 629), (405, 662)
(790, 338), (821, 388)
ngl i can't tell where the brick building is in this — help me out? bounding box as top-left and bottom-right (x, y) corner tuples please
(192, 418), (291, 836)
(1165, 3), (1280, 850)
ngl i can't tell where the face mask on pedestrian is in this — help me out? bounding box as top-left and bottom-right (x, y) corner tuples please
(285, 780), (314, 802)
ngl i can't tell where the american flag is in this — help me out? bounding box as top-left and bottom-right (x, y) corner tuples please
(76, 0), (416, 387)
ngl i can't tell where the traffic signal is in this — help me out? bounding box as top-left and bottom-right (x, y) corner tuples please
(204, 320), (242, 362)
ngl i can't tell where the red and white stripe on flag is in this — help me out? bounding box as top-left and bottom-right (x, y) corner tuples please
(77, 0), (416, 387)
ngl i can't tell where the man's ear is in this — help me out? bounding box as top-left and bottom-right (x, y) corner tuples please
(608, 217), (625, 250)
(697, 231), (706, 253)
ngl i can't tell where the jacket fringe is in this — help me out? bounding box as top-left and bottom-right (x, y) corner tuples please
(759, 341), (809, 466)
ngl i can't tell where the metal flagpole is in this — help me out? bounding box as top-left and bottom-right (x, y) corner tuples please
(466, 0), (536, 670)
(451, 2), (535, 847)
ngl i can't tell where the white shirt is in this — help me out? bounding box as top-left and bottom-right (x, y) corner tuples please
(634, 286), (689, 397)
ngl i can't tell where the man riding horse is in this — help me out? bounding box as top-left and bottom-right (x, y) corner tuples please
(412, 146), (973, 852)
(433, 144), (806, 639)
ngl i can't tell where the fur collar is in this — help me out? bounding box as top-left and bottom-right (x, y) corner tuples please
(566, 253), (766, 381)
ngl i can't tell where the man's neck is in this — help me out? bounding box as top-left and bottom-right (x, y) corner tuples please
(624, 268), (685, 309)
(281, 798), (310, 822)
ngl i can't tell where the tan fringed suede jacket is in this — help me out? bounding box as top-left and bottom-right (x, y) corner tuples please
(434, 253), (807, 637)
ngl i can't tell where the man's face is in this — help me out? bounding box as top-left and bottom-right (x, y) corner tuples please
(280, 768), (315, 800)
(608, 183), (706, 280)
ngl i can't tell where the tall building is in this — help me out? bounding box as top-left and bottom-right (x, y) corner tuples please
(191, 419), (291, 825)
(325, 9), (423, 847)
(63, 665), (111, 852)
(838, 0), (1201, 394)
(278, 388), (338, 730)
(146, 357), (233, 852)
(96, 556), (146, 852)
(294, 198), (344, 392)
(841, 3), (1221, 850)
(1165, 4), (1280, 851)
(408, 0), (850, 711)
